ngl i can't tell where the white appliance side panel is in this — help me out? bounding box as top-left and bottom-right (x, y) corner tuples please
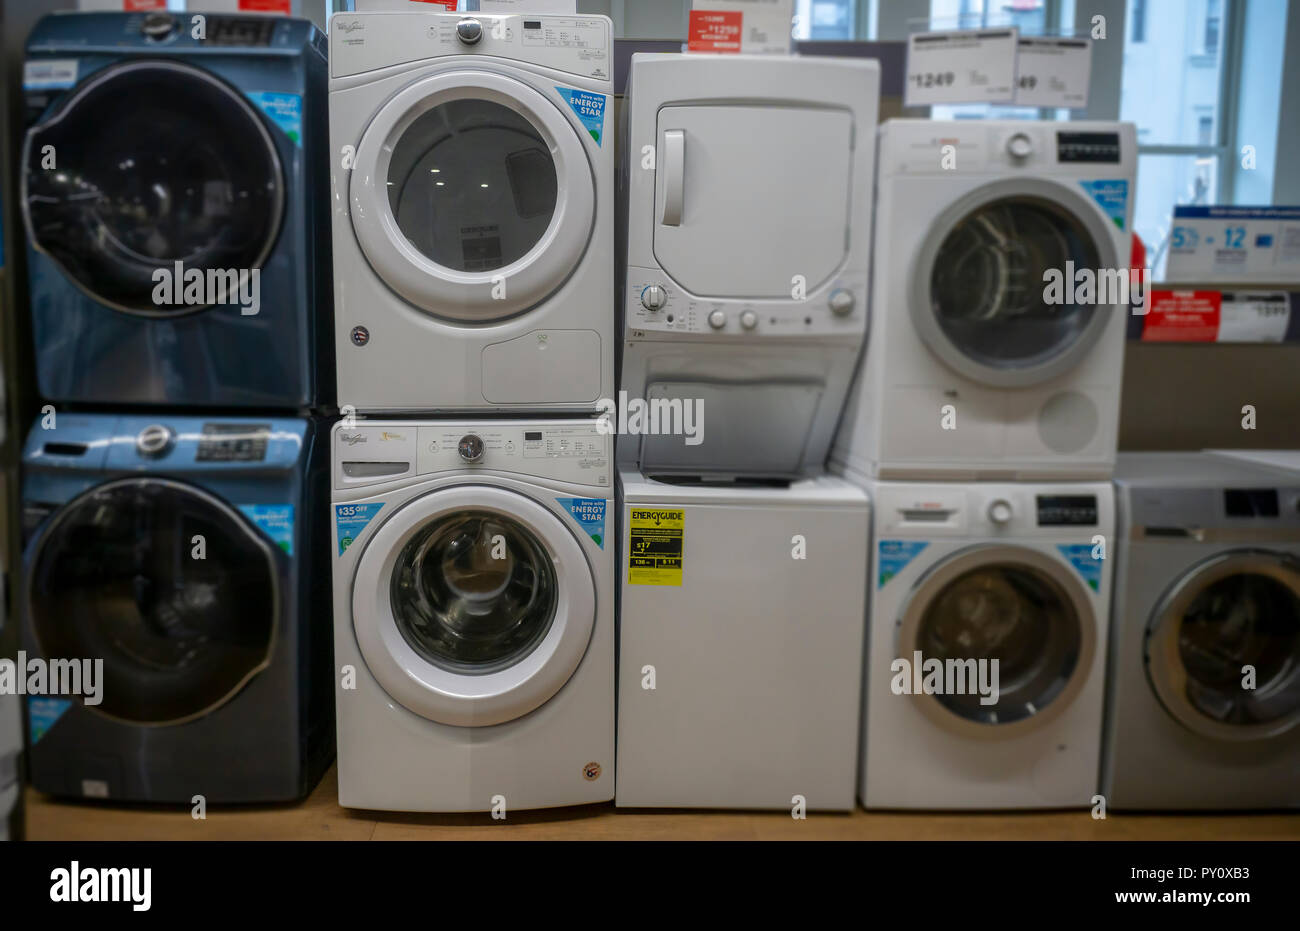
(616, 493), (868, 810)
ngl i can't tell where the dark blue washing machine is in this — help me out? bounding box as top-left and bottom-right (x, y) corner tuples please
(21, 12), (332, 411)
(19, 413), (333, 803)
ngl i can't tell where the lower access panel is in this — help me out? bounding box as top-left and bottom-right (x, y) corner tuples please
(615, 471), (869, 810)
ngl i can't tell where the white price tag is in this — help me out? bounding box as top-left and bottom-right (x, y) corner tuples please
(1218, 292), (1291, 342)
(1013, 37), (1091, 108)
(905, 28), (1018, 107)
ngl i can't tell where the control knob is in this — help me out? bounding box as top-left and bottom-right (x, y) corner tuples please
(988, 499), (1014, 525)
(136, 424), (175, 459)
(141, 12), (177, 39)
(458, 434), (485, 462)
(828, 289), (855, 316)
(456, 17), (484, 45)
(1007, 132), (1033, 160)
(640, 285), (667, 311)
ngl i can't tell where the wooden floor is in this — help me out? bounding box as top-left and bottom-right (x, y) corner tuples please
(24, 765), (1300, 841)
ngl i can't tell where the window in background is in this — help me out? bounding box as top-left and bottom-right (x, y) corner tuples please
(1132, 0), (1147, 42)
(1120, 0), (1235, 277)
(794, 0), (858, 40)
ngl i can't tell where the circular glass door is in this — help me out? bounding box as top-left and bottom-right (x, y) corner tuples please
(349, 70), (595, 323)
(910, 180), (1119, 388)
(351, 486), (596, 727)
(1146, 551), (1300, 741)
(22, 60), (284, 315)
(898, 546), (1096, 736)
(26, 479), (279, 725)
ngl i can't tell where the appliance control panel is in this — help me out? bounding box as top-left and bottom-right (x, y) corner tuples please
(880, 120), (1136, 176)
(330, 12), (611, 82)
(333, 422), (609, 489)
(624, 268), (867, 339)
(876, 484), (1112, 537)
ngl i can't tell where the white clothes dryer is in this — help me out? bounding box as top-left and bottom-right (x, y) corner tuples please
(329, 11), (614, 413)
(834, 120), (1137, 481)
(619, 53), (879, 479)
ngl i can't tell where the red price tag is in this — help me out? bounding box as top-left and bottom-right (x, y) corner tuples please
(412, 0), (460, 8)
(240, 0), (292, 13)
(688, 10), (743, 53)
(124, 0), (168, 10)
(1143, 290), (1221, 342)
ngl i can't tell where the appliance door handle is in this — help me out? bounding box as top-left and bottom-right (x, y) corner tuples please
(660, 129), (685, 227)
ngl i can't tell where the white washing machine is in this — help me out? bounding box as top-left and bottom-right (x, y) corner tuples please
(615, 471), (869, 810)
(833, 120), (1136, 481)
(329, 11), (614, 413)
(861, 479), (1112, 809)
(331, 419), (614, 811)
(619, 54), (879, 479)
(1103, 453), (1300, 809)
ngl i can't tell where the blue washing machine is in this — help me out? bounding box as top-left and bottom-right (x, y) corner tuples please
(21, 12), (332, 411)
(19, 413), (333, 803)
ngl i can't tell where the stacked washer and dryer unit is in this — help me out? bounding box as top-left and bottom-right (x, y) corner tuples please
(327, 10), (617, 812)
(832, 120), (1137, 809)
(17, 11), (336, 803)
(615, 54), (880, 811)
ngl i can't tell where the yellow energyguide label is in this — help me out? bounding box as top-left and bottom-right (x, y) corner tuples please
(627, 508), (684, 586)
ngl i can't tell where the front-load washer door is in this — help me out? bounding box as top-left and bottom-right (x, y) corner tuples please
(896, 545), (1097, 738)
(652, 105), (853, 299)
(1146, 550), (1300, 742)
(910, 180), (1121, 388)
(349, 71), (595, 322)
(26, 478), (279, 726)
(350, 486), (596, 727)
(22, 60), (284, 316)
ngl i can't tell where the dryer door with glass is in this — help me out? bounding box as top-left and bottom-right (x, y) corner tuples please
(26, 478), (280, 726)
(22, 60), (284, 316)
(349, 69), (595, 322)
(1146, 550), (1300, 741)
(910, 179), (1122, 388)
(896, 544), (1097, 736)
(351, 485), (596, 726)
(651, 104), (853, 299)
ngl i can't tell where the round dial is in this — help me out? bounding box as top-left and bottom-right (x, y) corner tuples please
(456, 18), (484, 44)
(1007, 132), (1033, 159)
(707, 310), (727, 330)
(136, 424), (175, 459)
(457, 434), (485, 462)
(141, 12), (177, 39)
(988, 499), (1014, 524)
(828, 288), (855, 316)
(640, 285), (667, 311)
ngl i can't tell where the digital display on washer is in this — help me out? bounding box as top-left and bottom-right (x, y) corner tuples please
(204, 17), (276, 47)
(1036, 495), (1098, 526)
(1224, 489), (1279, 517)
(197, 424), (271, 462)
(1057, 131), (1121, 163)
